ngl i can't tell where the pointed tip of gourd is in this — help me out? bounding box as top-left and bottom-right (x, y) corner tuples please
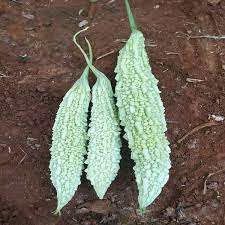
(95, 189), (106, 200)
(138, 207), (146, 215)
(93, 185), (107, 199)
(53, 207), (61, 216)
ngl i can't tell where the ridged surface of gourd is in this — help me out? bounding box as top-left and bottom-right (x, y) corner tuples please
(86, 76), (121, 199)
(49, 72), (90, 213)
(115, 30), (171, 210)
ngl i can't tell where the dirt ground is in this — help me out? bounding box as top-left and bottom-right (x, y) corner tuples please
(1, 0), (225, 224)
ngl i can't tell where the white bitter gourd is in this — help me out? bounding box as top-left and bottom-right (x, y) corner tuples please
(49, 41), (92, 214)
(115, 0), (171, 211)
(73, 28), (122, 199)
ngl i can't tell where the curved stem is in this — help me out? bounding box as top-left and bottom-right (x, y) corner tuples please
(124, 0), (137, 32)
(79, 30), (93, 80)
(72, 27), (92, 80)
(73, 28), (105, 80)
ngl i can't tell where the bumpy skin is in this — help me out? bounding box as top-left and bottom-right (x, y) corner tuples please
(49, 70), (90, 213)
(85, 75), (121, 199)
(115, 30), (171, 210)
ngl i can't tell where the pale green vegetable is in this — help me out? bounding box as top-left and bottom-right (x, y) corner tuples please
(49, 42), (92, 214)
(73, 28), (122, 199)
(115, 0), (171, 211)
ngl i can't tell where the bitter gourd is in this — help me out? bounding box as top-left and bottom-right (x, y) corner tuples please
(49, 41), (92, 214)
(73, 28), (121, 199)
(115, 0), (171, 211)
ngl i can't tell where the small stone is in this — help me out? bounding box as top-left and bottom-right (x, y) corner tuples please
(78, 20), (88, 28)
(36, 83), (47, 93)
(195, 203), (202, 208)
(181, 176), (187, 184)
(17, 54), (29, 63)
(165, 207), (175, 217)
(75, 207), (89, 214)
(208, 182), (218, 190)
(34, 144), (41, 150)
(210, 114), (224, 122)
(187, 139), (198, 149)
(22, 12), (34, 20)
(222, 65), (225, 70)
(208, 0), (221, 4)
(154, 5), (160, 9)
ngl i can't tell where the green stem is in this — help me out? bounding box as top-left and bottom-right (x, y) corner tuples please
(73, 28), (106, 80)
(82, 35), (93, 80)
(124, 0), (137, 32)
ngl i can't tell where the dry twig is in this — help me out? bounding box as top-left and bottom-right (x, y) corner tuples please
(10, 0), (23, 4)
(186, 78), (204, 83)
(0, 72), (9, 78)
(18, 147), (28, 165)
(176, 31), (225, 40)
(165, 51), (179, 55)
(177, 120), (218, 144)
(203, 168), (225, 195)
(96, 50), (116, 60)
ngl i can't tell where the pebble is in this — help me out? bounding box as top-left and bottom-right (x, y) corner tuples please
(187, 139), (198, 149)
(210, 114), (224, 122)
(208, 182), (218, 190)
(165, 207), (175, 217)
(181, 176), (187, 184)
(207, 0), (222, 4)
(195, 203), (202, 208)
(75, 207), (89, 214)
(22, 12), (34, 20)
(78, 20), (88, 28)
(36, 83), (47, 93)
(34, 144), (41, 150)
(222, 65), (225, 70)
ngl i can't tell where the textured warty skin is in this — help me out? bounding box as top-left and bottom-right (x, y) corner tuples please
(49, 70), (90, 214)
(85, 68), (121, 199)
(72, 31), (122, 199)
(115, 30), (171, 211)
